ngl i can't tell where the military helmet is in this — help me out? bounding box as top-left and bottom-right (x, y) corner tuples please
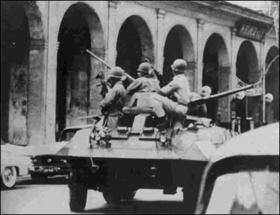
(107, 67), (125, 80)
(235, 91), (245, 100)
(171, 59), (187, 73)
(265, 93), (274, 103)
(200, 86), (212, 98)
(137, 62), (153, 76)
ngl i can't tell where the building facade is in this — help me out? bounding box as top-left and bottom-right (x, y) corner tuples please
(1, 1), (278, 146)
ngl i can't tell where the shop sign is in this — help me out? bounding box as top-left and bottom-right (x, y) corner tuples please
(236, 19), (269, 42)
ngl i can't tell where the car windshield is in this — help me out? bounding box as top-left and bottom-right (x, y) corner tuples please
(204, 170), (279, 214)
(59, 129), (81, 142)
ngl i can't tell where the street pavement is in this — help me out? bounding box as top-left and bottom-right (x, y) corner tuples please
(1, 177), (185, 214)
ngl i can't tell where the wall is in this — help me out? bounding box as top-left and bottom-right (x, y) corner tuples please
(42, 1), (280, 143)
(2, 1), (277, 145)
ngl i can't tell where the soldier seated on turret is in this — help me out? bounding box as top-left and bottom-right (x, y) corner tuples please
(124, 62), (165, 128)
(189, 86), (212, 117)
(150, 59), (191, 130)
(100, 67), (127, 129)
(126, 62), (160, 96)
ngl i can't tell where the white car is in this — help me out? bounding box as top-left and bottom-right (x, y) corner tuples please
(195, 122), (279, 214)
(1, 143), (33, 189)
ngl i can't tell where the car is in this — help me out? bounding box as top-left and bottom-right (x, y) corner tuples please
(1, 141), (33, 189)
(195, 122), (279, 214)
(29, 125), (92, 181)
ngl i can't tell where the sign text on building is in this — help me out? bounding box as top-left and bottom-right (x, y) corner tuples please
(236, 19), (269, 42)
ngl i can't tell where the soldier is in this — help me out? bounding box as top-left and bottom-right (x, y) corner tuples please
(198, 85), (211, 117)
(100, 67), (126, 129)
(141, 57), (168, 87)
(126, 62), (160, 96)
(200, 85), (212, 98)
(187, 86), (211, 117)
(150, 59), (191, 129)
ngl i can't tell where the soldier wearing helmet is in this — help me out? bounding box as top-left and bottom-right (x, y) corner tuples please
(200, 86), (212, 98)
(100, 67), (126, 128)
(150, 59), (191, 129)
(187, 86), (211, 117)
(126, 62), (160, 96)
(159, 59), (191, 104)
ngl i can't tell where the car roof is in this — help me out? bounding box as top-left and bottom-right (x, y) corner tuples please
(210, 122), (279, 162)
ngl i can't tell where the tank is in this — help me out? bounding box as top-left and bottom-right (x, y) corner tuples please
(35, 85), (253, 212)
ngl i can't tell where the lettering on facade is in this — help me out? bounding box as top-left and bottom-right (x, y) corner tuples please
(236, 19), (268, 42)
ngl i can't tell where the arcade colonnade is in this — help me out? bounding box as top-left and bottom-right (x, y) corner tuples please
(1, 1), (278, 145)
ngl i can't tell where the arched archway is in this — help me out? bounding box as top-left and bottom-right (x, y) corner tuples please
(1, 1), (44, 145)
(56, 2), (105, 139)
(202, 33), (230, 122)
(265, 46), (279, 123)
(116, 15), (154, 78)
(163, 25), (195, 88)
(236, 40), (260, 129)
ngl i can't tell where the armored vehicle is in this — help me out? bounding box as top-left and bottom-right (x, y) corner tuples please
(36, 85), (253, 212)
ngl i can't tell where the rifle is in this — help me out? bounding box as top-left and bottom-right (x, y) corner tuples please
(153, 68), (169, 87)
(84, 49), (135, 82)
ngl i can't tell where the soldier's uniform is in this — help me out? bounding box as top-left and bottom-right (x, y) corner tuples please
(127, 62), (160, 96)
(151, 59), (191, 118)
(187, 92), (208, 117)
(127, 76), (160, 95)
(100, 67), (126, 128)
(126, 62), (160, 108)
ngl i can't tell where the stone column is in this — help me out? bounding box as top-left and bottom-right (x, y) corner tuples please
(218, 66), (231, 122)
(186, 61), (196, 91)
(155, 9), (166, 73)
(229, 27), (238, 123)
(28, 38), (46, 145)
(196, 19), (205, 92)
(45, 1), (60, 144)
(260, 40), (266, 124)
(107, 1), (118, 67)
(230, 27), (237, 89)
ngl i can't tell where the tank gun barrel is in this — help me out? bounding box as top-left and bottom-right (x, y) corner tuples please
(188, 84), (254, 105)
(84, 49), (135, 82)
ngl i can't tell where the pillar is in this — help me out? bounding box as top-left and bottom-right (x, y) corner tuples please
(107, 1), (118, 67)
(186, 61), (196, 91)
(260, 40), (266, 124)
(45, 2), (60, 144)
(155, 9), (166, 73)
(230, 27), (237, 89)
(196, 18), (205, 92)
(28, 38), (46, 145)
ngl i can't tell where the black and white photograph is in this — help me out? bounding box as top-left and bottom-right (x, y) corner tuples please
(1, 1), (279, 214)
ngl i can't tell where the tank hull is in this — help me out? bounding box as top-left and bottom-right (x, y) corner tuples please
(56, 125), (233, 161)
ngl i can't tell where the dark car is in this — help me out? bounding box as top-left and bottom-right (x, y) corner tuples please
(29, 125), (92, 181)
(195, 122), (279, 214)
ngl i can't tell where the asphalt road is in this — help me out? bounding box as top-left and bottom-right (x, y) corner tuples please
(1, 177), (186, 214)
